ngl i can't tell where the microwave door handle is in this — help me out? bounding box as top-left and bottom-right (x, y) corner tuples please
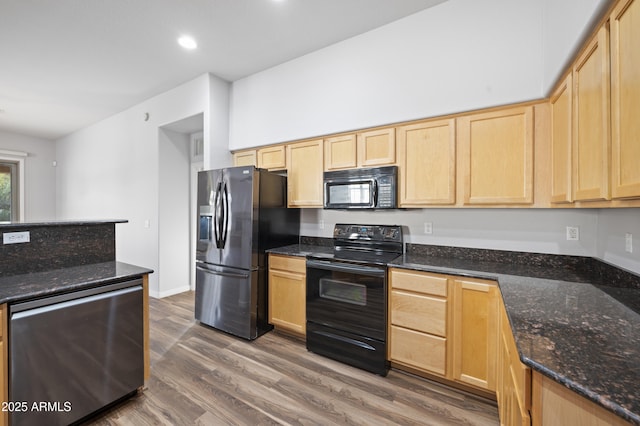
(371, 179), (378, 207)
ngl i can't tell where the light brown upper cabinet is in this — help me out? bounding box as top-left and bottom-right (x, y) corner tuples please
(550, 74), (573, 204)
(396, 119), (456, 206)
(458, 106), (534, 205)
(357, 128), (396, 167)
(572, 26), (611, 202)
(324, 134), (357, 171)
(286, 139), (324, 207)
(257, 145), (286, 171)
(233, 149), (257, 167)
(610, 0), (640, 199)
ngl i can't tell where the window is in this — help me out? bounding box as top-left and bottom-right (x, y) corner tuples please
(0, 161), (19, 222)
(0, 150), (26, 222)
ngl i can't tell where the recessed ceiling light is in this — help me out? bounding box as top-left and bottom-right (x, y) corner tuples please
(178, 36), (197, 50)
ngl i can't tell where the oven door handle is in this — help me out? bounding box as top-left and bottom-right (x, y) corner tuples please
(306, 259), (386, 277)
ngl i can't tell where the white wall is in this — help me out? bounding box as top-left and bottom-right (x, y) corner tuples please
(55, 73), (230, 297)
(206, 74), (233, 170)
(597, 209), (640, 274)
(229, 0), (544, 150)
(0, 130), (56, 221)
(158, 128), (191, 297)
(541, 0), (611, 94)
(303, 209), (599, 257)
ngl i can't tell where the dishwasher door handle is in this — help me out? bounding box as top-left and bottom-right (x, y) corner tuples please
(11, 285), (143, 320)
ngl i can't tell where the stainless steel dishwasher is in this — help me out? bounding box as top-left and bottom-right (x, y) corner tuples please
(9, 279), (144, 426)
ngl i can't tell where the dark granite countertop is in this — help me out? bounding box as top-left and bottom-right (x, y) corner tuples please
(391, 253), (640, 425)
(0, 261), (153, 305)
(268, 242), (640, 424)
(0, 219), (128, 229)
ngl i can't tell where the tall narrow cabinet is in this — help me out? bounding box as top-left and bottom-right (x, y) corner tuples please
(550, 73), (573, 204)
(610, 0), (640, 199)
(572, 26), (611, 202)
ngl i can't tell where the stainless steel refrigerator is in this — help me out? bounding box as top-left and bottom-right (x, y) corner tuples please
(195, 166), (300, 340)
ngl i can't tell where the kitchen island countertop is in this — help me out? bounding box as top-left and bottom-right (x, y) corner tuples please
(0, 261), (153, 305)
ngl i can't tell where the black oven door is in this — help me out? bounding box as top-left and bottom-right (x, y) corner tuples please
(306, 258), (388, 375)
(306, 259), (386, 341)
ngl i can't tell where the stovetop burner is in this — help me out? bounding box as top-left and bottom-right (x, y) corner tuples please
(309, 224), (403, 266)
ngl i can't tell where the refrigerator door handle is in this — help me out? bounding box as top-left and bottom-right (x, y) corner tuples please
(214, 180), (223, 248)
(221, 181), (229, 248)
(196, 264), (249, 280)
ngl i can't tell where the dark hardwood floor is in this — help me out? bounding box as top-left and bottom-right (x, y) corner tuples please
(88, 291), (499, 425)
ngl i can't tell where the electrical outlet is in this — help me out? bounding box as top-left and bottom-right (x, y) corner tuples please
(424, 222), (433, 235)
(566, 226), (579, 241)
(625, 233), (633, 253)
(319, 220), (325, 230)
(3, 231), (30, 244)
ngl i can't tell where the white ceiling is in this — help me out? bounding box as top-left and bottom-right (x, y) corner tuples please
(0, 0), (447, 140)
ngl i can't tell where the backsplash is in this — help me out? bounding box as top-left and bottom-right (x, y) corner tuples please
(407, 243), (640, 290)
(0, 223), (116, 277)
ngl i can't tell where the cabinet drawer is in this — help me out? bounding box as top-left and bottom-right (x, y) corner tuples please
(390, 326), (446, 376)
(390, 269), (448, 297)
(391, 290), (447, 337)
(269, 254), (306, 274)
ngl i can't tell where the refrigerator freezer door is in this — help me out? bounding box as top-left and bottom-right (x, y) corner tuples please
(195, 262), (258, 340)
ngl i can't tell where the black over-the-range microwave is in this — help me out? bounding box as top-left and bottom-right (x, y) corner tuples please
(323, 166), (398, 209)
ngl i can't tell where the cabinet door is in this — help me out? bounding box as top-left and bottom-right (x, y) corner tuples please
(573, 26), (611, 202)
(531, 371), (630, 426)
(550, 73), (573, 204)
(610, 0), (640, 199)
(452, 278), (499, 391)
(257, 146), (286, 171)
(268, 256), (306, 336)
(286, 140), (324, 207)
(357, 128), (396, 167)
(498, 300), (531, 426)
(233, 150), (257, 167)
(458, 106), (534, 205)
(324, 134), (357, 171)
(397, 119), (456, 206)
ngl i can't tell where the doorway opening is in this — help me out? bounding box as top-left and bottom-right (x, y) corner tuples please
(158, 113), (203, 297)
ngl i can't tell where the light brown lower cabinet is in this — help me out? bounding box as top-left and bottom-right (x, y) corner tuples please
(388, 269), (499, 393)
(497, 298), (531, 426)
(268, 254), (306, 336)
(531, 371), (632, 426)
(451, 277), (499, 392)
(389, 269), (450, 377)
